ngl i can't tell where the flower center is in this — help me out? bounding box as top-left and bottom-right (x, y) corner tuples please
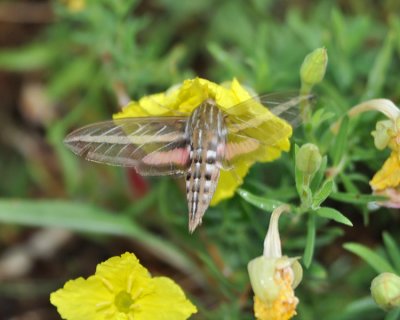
(114, 291), (134, 313)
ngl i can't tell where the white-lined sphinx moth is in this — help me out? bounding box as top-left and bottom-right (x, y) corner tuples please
(64, 93), (312, 232)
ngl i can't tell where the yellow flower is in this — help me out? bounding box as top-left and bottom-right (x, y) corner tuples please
(50, 252), (197, 320)
(370, 152), (400, 192)
(114, 77), (292, 205)
(62, 0), (85, 12)
(334, 99), (400, 207)
(248, 205), (302, 320)
(370, 152), (400, 208)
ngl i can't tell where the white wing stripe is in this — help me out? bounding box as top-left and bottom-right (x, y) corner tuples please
(65, 132), (185, 145)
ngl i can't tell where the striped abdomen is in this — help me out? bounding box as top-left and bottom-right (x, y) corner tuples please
(185, 99), (226, 232)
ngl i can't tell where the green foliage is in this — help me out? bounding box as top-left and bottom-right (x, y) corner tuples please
(0, 0), (400, 319)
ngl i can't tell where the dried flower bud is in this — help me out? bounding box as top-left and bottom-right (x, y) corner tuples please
(296, 143), (322, 176)
(371, 272), (400, 311)
(300, 48), (328, 88)
(247, 205), (302, 320)
(248, 256), (303, 304)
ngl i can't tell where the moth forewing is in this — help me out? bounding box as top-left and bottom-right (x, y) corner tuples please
(64, 117), (190, 175)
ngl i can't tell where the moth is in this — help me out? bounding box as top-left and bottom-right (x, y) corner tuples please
(64, 93), (312, 232)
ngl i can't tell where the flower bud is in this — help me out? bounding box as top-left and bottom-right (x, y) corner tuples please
(371, 272), (400, 311)
(296, 143), (322, 176)
(300, 48), (328, 88)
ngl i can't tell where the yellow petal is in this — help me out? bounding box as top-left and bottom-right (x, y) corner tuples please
(213, 79), (243, 108)
(95, 252), (151, 294)
(253, 270), (298, 320)
(113, 93), (171, 118)
(175, 78), (210, 113)
(133, 277), (197, 320)
(50, 276), (113, 320)
(211, 162), (250, 206)
(370, 152), (400, 191)
(254, 293), (297, 320)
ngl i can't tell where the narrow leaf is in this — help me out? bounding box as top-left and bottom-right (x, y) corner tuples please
(303, 214), (316, 268)
(330, 192), (386, 204)
(363, 32), (395, 100)
(344, 243), (395, 273)
(312, 179), (334, 209)
(0, 43), (57, 71)
(340, 172), (359, 193)
(316, 207), (353, 226)
(332, 115), (349, 166)
(0, 199), (138, 236)
(0, 199), (201, 278)
(237, 189), (285, 212)
(310, 155), (328, 192)
(294, 144), (303, 196)
(47, 58), (96, 99)
(383, 232), (400, 273)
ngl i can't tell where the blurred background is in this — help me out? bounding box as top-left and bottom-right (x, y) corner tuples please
(0, 0), (400, 319)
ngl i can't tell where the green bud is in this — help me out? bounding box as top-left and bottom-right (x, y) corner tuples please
(371, 272), (400, 311)
(371, 120), (393, 150)
(296, 143), (322, 175)
(300, 47), (328, 87)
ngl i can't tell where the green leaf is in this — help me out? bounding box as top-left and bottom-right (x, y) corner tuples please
(316, 207), (353, 226)
(363, 32), (395, 100)
(294, 144), (314, 208)
(383, 232), (400, 273)
(339, 172), (359, 193)
(294, 144), (303, 196)
(344, 243), (395, 273)
(310, 155), (328, 192)
(385, 308), (400, 320)
(197, 251), (236, 300)
(330, 192), (386, 204)
(331, 115), (349, 166)
(0, 43), (57, 71)
(237, 189), (285, 212)
(47, 58), (97, 99)
(312, 179), (334, 209)
(342, 297), (380, 319)
(310, 108), (335, 128)
(0, 199), (201, 277)
(308, 261), (328, 279)
(303, 214), (316, 268)
(0, 199), (137, 235)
